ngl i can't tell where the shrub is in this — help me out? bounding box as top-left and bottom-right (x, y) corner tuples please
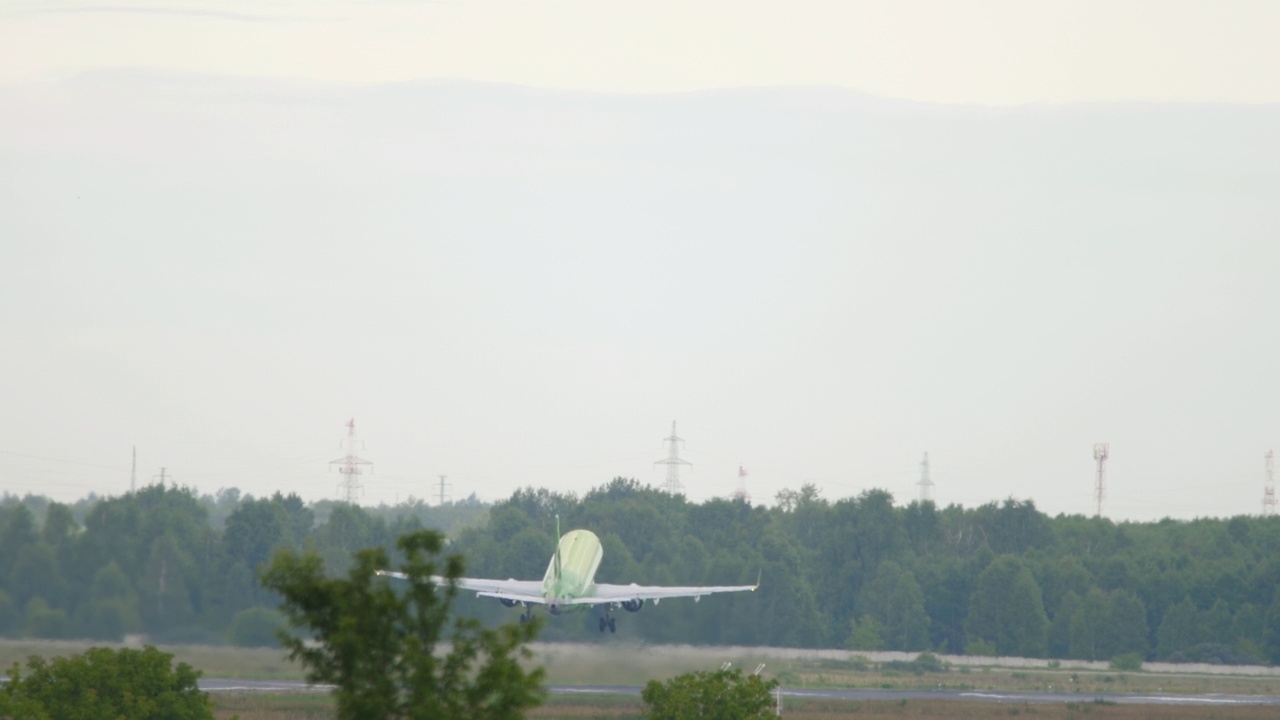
(642, 668), (778, 720)
(967, 638), (997, 657)
(1109, 652), (1143, 671)
(227, 607), (285, 648)
(1167, 643), (1262, 666)
(0, 645), (213, 719)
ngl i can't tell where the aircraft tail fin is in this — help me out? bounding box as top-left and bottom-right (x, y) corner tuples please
(553, 514), (562, 582)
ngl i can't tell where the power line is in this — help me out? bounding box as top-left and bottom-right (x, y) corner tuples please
(0, 450), (127, 472)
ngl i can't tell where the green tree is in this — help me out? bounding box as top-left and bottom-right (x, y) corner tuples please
(1037, 556), (1091, 616)
(0, 645), (212, 719)
(982, 498), (1051, 554)
(1202, 599), (1233, 644)
(0, 505), (38, 584)
(902, 500), (941, 556)
(311, 503), (392, 576)
(23, 598), (68, 639)
(8, 542), (64, 609)
(1156, 597), (1200, 660)
(74, 560), (142, 640)
(1263, 587), (1280, 664)
(1232, 603), (1265, 660)
(1069, 589), (1108, 660)
(965, 555), (1047, 656)
(917, 558), (972, 654)
(0, 590), (18, 636)
(641, 668), (778, 720)
(857, 561), (929, 651)
(227, 607), (285, 647)
(1005, 568), (1049, 657)
(261, 530), (545, 720)
(40, 502), (78, 548)
(223, 497), (290, 572)
(846, 615), (883, 650)
(720, 526), (821, 648)
(1104, 589), (1149, 659)
(1048, 591), (1080, 658)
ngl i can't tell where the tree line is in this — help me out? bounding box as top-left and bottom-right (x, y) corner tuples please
(2, 479), (1279, 664)
(0, 485), (486, 645)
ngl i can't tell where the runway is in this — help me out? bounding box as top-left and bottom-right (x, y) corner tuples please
(199, 679), (1280, 706)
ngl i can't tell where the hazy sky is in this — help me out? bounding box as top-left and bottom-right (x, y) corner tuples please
(2, 1), (1278, 520)
(3, 0), (1279, 103)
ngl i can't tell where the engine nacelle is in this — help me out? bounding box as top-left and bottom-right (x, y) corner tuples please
(621, 598), (644, 613)
(499, 597), (519, 608)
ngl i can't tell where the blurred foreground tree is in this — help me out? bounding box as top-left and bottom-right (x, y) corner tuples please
(261, 530), (545, 720)
(641, 667), (778, 720)
(0, 645), (212, 719)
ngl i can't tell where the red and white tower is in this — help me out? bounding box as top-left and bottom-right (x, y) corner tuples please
(331, 418), (372, 504)
(1093, 443), (1109, 517)
(1264, 450), (1276, 516)
(732, 466), (751, 502)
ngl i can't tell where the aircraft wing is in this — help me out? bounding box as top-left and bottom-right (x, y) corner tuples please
(559, 580), (758, 606)
(376, 571), (546, 603)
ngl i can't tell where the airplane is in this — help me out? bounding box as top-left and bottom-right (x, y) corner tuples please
(377, 517), (758, 633)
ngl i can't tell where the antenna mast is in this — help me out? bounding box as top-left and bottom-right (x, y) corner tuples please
(917, 451), (934, 502)
(1093, 443), (1109, 517)
(1264, 450), (1276, 516)
(330, 418), (372, 504)
(655, 421), (691, 494)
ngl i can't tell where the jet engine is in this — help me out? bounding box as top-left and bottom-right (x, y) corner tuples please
(499, 598), (519, 608)
(621, 598), (644, 613)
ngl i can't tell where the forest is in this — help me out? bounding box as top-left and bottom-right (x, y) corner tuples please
(1, 478), (1278, 666)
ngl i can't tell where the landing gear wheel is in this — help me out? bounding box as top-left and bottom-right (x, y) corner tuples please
(520, 613), (530, 624)
(598, 616), (606, 633)
(608, 617), (617, 633)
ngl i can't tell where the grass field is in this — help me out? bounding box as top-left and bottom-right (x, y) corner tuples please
(211, 693), (1280, 720)
(4, 639), (1278, 719)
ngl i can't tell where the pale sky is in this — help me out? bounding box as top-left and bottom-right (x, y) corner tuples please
(1, 1), (1278, 520)
(2, 0), (1279, 103)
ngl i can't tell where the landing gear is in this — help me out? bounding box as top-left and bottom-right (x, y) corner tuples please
(598, 614), (617, 633)
(519, 603), (534, 624)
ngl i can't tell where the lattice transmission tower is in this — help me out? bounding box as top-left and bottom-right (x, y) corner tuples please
(1093, 443), (1109, 517)
(655, 421), (691, 494)
(732, 465), (751, 502)
(917, 452), (934, 502)
(331, 418), (372, 504)
(1264, 450), (1276, 516)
